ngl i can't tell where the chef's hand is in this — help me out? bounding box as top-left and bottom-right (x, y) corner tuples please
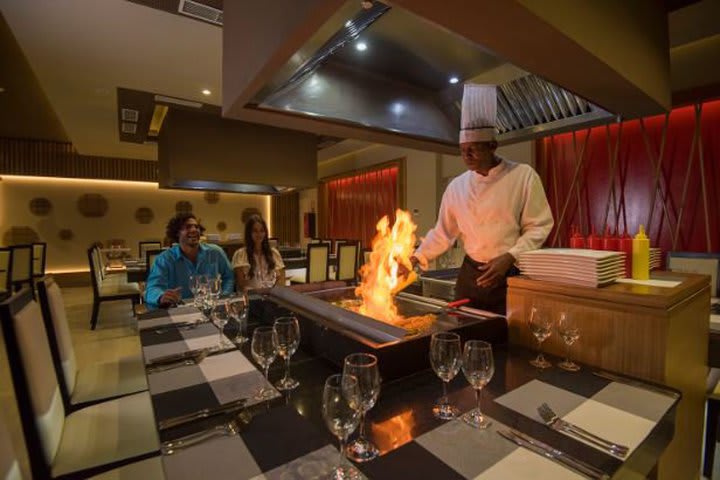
(159, 287), (183, 306)
(397, 256), (419, 279)
(476, 253), (515, 288)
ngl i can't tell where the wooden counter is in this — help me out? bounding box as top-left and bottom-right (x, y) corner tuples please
(507, 271), (710, 479)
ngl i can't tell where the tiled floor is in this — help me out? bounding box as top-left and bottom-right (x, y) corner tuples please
(0, 286), (140, 479)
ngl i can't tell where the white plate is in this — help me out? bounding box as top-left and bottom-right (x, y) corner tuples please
(520, 266), (623, 281)
(525, 273), (618, 287)
(520, 249), (625, 260)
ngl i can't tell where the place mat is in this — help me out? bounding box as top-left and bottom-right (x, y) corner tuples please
(360, 413), (583, 479)
(162, 406), (334, 480)
(149, 350), (280, 421)
(494, 379), (676, 458)
(141, 322), (223, 362)
(138, 308), (207, 330)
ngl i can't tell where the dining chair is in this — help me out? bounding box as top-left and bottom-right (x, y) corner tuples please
(0, 412), (21, 480)
(32, 242), (47, 280)
(269, 237), (279, 249)
(362, 248), (372, 268)
(0, 288), (159, 479)
(0, 247), (12, 300)
(306, 242), (330, 283)
(87, 247), (140, 330)
(225, 232), (242, 241)
(335, 241), (359, 283)
(36, 276), (148, 409)
(138, 241), (162, 261)
(9, 245), (33, 293)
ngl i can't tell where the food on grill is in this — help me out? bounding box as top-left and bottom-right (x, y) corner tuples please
(331, 298), (436, 336)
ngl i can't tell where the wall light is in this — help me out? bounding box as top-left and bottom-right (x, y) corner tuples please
(356, 42), (367, 52)
(449, 77), (459, 84)
(201, 89), (212, 96)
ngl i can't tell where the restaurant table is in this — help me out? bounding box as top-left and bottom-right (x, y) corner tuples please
(136, 298), (680, 479)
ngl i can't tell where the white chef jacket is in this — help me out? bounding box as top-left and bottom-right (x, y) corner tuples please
(415, 157), (553, 267)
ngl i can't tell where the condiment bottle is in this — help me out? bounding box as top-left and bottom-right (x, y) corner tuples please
(602, 226), (619, 251)
(619, 229), (633, 277)
(587, 226), (602, 250)
(569, 225), (585, 248)
(632, 225), (650, 280)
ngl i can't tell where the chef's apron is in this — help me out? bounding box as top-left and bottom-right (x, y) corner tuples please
(455, 255), (519, 315)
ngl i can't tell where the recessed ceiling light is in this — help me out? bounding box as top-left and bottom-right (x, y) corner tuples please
(201, 89), (212, 96)
(345, 20), (352, 27)
(356, 42), (367, 52)
(449, 77), (459, 84)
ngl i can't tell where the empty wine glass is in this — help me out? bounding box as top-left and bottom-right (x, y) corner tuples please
(227, 294), (249, 345)
(322, 374), (362, 480)
(461, 340), (494, 429)
(211, 303), (231, 348)
(273, 316), (301, 391)
(528, 306), (553, 369)
(207, 275), (222, 305)
(251, 326), (278, 400)
(343, 353), (381, 463)
(429, 332), (462, 420)
(557, 312), (581, 371)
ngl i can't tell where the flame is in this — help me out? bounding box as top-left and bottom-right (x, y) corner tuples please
(355, 209), (417, 324)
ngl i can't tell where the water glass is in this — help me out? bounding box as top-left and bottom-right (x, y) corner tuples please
(227, 294), (249, 345)
(273, 316), (301, 391)
(211, 303), (231, 348)
(251, 326), (278, 400)
(557, 312), (581, 371)
(343, 353), (381, 463)
(461, 340), (494, 429)
(207, 274), (222, 304)
(322, 374), (362, 480)
(528, 306), (552, 369)
(191, 274), (208, 308)
(429, 332), (462, 420)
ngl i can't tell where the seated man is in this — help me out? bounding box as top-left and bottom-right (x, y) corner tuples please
(145, 213), (234, 308)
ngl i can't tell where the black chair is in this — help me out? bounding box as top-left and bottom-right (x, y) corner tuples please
(138, 241), (162, 261)
(0, 288), (159, 478)
(0, 247), (12, 300)
(32, 242), (47, 280)
(87, 247), (141, 330)
(9, 244), (33, 293)
(334, 241), (359, 283)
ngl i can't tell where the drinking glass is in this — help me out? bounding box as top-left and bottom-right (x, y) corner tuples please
(251, 326), (278, 400)
(461, 340), (494, 429)
(343, 353), (381, 462)
(211, 303), (231, 348)
(192, 274), (208, 309)
(429, 332), (462, 420)
(227, 294), (249, 345)
(557, 311), (581, 371)
(207, 274), (222, 305)
(273, 316), (301, 391)
(322, 374), (362, 480)
(528, 306), (553, 369)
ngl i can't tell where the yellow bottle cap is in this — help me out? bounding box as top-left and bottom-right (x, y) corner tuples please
(635, 224), (648, 240)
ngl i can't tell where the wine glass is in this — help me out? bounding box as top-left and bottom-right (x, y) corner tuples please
(461, 340), (494, 429)
(528, 306), (552, 369)
(207, 275), (222, 305)
(211, 303), (230, 348)
(343, 353), (381, 463)
(192, 275), (208, 309)
(322, 374), (362, 480)
(557, 312), (581, 371)
(429, 332), (462, 420)
(227, 294), (249, 345)
(273, 316), (301, 391)
(251, 326), (278, 400)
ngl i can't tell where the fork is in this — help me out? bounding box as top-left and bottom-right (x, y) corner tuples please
(537, 403), (629, 457)
(161, 420), (240, 455)
(146, 350), (210, 374)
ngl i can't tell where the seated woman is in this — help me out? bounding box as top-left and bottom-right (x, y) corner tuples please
(232, 215), (286, 291)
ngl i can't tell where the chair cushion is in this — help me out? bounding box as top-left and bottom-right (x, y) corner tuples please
(51, 391), (158, 476)
(99, 282), (140, 297)
(88, 457), (163, 480)
(285, 268), (307, 283)
(71, 354), (148, 405)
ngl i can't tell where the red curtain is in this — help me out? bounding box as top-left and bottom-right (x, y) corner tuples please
(537, 99), (720, 253)
(320, 165), (399, 248)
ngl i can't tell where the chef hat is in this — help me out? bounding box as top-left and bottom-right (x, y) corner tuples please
(459, 84), (497, 144)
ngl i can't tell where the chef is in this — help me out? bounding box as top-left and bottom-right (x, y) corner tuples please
(409, 84), (554, 314)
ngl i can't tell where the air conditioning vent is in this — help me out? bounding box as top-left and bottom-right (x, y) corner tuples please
(121, 122), (137, 134)
(178, 0), (223, 26)
(121, 108), (139, 122)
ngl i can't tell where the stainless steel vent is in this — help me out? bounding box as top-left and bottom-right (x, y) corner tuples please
(178, 0), (223, 26)
(121, 108), (138, 122)
(121, 122), (137, 134)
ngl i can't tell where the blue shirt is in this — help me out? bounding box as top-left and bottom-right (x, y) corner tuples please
(145, 243), (235, 308)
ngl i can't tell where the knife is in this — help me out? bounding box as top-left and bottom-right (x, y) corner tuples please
(498, 429), (609, 480)
(158, 398), (248, 430)
(592, 371), (679, 399)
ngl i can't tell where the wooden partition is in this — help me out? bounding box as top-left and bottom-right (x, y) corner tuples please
(507, 272), (709, 479)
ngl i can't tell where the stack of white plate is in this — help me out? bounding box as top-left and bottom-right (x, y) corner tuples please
(650, 248), (662, 270)
(518, 249), (626, 287)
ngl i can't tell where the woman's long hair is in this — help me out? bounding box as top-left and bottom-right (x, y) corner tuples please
(244, 215), (275, 279)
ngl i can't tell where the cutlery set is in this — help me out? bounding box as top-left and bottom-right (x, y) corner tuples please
(145, 345), (236, 373)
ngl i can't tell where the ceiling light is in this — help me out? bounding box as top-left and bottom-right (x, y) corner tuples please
(201, 89), (212, 96)
(449, 77), (459, 84)
(356, 42), (367, 52)
(345, 20), (353, 27)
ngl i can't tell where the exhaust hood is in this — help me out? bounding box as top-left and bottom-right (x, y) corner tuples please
(224, 0), (614, 151)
